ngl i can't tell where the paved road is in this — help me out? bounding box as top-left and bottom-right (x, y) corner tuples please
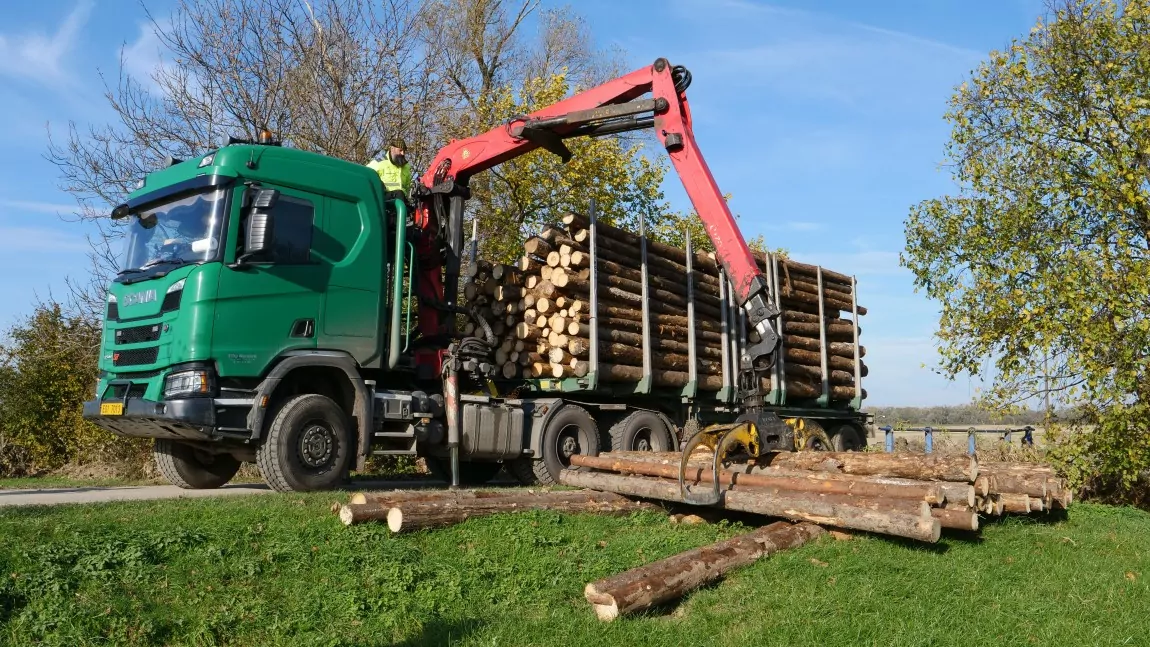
(0, 476), (521, 508)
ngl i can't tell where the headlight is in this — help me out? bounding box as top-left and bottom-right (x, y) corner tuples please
(198, 153), (215, 168)
(166, 279), (186, 294)
(163, 369), (215, 399)
(106, 292), (119, 320)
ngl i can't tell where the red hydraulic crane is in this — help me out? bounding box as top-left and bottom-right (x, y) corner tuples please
(410, 58), (781, 380)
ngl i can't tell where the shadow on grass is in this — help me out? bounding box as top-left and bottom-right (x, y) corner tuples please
(388, 618), (486, 647)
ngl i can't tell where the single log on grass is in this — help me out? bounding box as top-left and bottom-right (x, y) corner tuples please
(764, 451), (978, 483)
(558, 470), (941, 542)
(340, 490), (657, 528)
(346, 488), (495, 506)
(569, 454), (943, 505)
(583, 521), (825, 622)
(384, 493), (658, 533)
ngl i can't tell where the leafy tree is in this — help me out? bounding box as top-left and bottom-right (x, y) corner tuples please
(0, 303), (145, 475)
(903, 0), (1150, 497)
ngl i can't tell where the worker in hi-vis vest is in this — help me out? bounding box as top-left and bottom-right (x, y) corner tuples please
(367, 138), (414, 199)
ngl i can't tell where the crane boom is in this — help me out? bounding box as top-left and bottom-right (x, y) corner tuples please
(412, 58), (780, 378)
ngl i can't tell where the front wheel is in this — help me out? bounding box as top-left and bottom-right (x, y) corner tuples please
(257, 394), (353, 492)
(154, 439), (240, 489)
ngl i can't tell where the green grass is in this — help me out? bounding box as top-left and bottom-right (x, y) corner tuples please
(1, 496), (1148, 647)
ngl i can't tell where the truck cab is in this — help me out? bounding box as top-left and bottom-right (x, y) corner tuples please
(84, 141), (406, 490)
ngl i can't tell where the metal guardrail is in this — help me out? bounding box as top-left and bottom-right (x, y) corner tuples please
(877, 425), (1036, 454)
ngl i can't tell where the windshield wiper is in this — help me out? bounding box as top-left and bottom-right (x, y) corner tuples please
(116, 268), (146, 276)
(142, 257), (190, 269)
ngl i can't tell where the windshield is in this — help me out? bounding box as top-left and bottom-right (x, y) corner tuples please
(119, 189), (227, 273)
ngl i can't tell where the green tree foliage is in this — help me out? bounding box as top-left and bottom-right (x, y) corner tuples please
(0, 303), (144, 475)
(903, 0), (1150, 498)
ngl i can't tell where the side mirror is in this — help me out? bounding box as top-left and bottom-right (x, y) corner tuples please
(236, 188), (278, 265)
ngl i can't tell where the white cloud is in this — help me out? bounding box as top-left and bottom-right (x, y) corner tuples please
(0, 199), (78, 215)
(0, 226), (90, 253)
(0, 1), (94, 87)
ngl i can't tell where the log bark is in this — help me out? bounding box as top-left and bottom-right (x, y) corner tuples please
(937, 483), (976, 508)
(783, 321), (858, 339)
(782, 335), (865, 359)
(599, 363), (724, 390)
(382, 492), (659, 533)
(784, 347), (863, 373)
(784, 363), (857, 385)
(347, 488), (502, 506)
(569, 454), (943, 505)
(563, 212), (721, 274)
(583, 521), (824, 622)
(564, 338), (723, 374)
(781, 380), (865, 401)
(765, 451), (978, 482)
(567, 324), (725, 356)
(559, 470), (941, 542)
(987, 473), (1048, 498)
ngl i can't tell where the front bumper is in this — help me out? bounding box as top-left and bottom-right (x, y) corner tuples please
(82, 397), (216, 441)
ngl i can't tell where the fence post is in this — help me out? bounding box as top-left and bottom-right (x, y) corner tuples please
(881, 426), (893, 452)
(967, 428), (976, 456)
(924, 426), (933, 454)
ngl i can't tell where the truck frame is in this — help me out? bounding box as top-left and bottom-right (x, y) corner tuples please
(82, 59), (870, 491)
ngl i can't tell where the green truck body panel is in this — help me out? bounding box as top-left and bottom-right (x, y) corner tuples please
(95, 146), (394, 403)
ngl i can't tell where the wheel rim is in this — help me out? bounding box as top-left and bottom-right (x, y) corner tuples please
(631, 426), (653, 452)
(298, 420), (336, 469)
(556, 424), (583, 467)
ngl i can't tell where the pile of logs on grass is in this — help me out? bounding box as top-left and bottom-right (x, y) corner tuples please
(461, 212), (867, 401)
(560, 450), (1074, 543)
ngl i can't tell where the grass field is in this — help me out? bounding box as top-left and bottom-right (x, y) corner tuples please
(2, 494), (1148, 647)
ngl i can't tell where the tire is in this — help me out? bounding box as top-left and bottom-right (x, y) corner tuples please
(508, 457), (540, 485)
(609, 411), (673, 453)
(530, 405), (600, 486)
(154, 438), (240, 489)
(830, 424), (866, 452)
(257, 394), (354, 492)
(424, 456), (504, 485)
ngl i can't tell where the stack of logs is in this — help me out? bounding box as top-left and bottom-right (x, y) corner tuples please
(560, 451), (1073, 542)
(461, 212), (868, 401)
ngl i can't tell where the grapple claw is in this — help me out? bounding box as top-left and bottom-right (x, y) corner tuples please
(678, 422), (761, 507)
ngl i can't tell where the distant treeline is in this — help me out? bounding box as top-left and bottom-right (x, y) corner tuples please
(868, 405), (1051, 427)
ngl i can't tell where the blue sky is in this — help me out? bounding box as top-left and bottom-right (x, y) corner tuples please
(0, 0), (1046, 405)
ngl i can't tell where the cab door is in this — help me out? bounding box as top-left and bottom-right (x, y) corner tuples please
(212, 185), (326, 378)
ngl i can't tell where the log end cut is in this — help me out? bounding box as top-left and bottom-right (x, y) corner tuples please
(584, 583), (623, 622)
(339, 505), (355, 526)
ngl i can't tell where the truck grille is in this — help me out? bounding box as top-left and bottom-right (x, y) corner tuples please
(107, 383), (149, 400)
(115, 324), (161, 345)
(113, 347), (159, 367)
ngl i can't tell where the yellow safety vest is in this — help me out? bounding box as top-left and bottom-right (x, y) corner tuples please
(367, 157), (413, 194)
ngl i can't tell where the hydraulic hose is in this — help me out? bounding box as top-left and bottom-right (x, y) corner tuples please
(387, 199), (408, 369)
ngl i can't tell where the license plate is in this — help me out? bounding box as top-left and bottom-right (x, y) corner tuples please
(100, 402), (124, 416)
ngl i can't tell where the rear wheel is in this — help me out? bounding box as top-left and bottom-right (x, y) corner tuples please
(257, 394), (353, 492)
(609, 411), (673, 453)
(154, 439), (240, 489)
(529, 405), (600, 486)
(424, 457), (504, 485)
(830, 424), (866, 452)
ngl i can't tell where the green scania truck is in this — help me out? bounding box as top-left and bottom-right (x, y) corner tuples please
(82, 60), (870, 492)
